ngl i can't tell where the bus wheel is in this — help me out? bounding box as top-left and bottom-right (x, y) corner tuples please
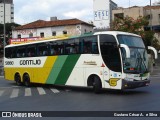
(15, 73), (22, 86)
(93, 76), (102, 94)
(23, 74), (30, 87)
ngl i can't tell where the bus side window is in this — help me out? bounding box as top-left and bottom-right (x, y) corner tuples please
(5, 48), (12, 58)
(50, 42), (57, 55)
(57, 41), (64, 55)
(81, 36), (98, 54)
(16, 47), (26, 58)
(92, 41), (99, 54)
(27, 45), (36, 57)
(37, 44), (48, 56)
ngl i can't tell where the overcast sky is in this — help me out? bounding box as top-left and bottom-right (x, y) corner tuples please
(14, 0), (156, 25)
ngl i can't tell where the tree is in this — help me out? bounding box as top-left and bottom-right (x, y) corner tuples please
(111, 16), (160, 50)
(0, 23), (20, 46)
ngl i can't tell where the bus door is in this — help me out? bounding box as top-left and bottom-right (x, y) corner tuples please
(100, 34), (122, 89)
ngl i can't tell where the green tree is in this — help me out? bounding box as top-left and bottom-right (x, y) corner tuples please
(0, 23), (20, 46)
(111, 16), (160, 50)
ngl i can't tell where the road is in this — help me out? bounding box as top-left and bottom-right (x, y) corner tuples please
(0, 56), (160, 120)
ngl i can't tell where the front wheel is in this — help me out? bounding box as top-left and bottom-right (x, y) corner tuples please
(23, 74), (31, 87)
(93, 76), (102, 94)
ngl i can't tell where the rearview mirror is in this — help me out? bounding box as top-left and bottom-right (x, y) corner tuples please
(120, 44), (130, 58)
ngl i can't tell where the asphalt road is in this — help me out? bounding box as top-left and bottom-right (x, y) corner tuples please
(0, 55), (160, 120)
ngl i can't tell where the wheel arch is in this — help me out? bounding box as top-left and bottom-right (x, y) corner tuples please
(14, 72), (21, 81)
(87, 74), (102, 88)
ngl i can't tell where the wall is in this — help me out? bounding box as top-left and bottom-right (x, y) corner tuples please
(112, 7), (144, 20)
(12, 24), (93, 39)
(93, 0), (110, 29)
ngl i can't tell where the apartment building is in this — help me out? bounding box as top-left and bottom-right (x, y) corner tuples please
(112, 6), (160, 31)
(0, 0), (14, 24)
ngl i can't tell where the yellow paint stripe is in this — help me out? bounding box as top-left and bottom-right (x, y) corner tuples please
(33, 56), (58, 84)
(4, 56), (58, 84)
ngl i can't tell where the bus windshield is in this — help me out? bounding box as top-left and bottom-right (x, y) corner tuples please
(117, 35), (148, 74)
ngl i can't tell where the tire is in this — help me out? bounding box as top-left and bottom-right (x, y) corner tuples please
(23, 74), (31, 87)
(93, 76), (102, 94)
(15, 74), (22, 86)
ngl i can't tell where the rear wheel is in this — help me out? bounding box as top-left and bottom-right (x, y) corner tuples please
(23, 74), (31, 87)
(15, 73), (22, 86)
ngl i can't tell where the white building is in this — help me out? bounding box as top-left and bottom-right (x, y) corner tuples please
(93, 0), (117, 29)
(0, 0), (14, 24)
(12, 18), (94, 39)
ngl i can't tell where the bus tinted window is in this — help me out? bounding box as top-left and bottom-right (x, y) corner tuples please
(5, 35), (98, 58)
(37, 43), (49, 56)
(80, 36), (98, 54)
(16, 47), (26, 58)
(5, 48), (11, 58)
(117, 35), (145, 48)
(100, 34), (121, 72)
(64, 39), (80, 54)
(27, 45), (36, 57)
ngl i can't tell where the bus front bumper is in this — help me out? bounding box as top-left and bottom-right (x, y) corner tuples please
(122, 79), (150, 89)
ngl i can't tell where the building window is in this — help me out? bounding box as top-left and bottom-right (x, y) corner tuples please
(158, 14), (160, 19)
(63, 31), (67, 35)
(147, 14), (152, 20)
(29, 33), (33, 38)
(114, 13), (124, 19)
(40, 32), (44, 38)
(17, 34), (21, 38)
(52, 31), (56, 36)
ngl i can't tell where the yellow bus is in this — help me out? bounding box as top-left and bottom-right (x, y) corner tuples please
(4, 31), (158, 93)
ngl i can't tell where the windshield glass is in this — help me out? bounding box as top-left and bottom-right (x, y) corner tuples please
(117, 35), (149, 74)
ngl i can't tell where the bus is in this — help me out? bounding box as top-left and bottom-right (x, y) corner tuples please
(4, 31), (158, 93)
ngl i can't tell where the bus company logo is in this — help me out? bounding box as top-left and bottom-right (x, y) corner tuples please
(2, 112), (11, 117)
(20, 59), (41, 66)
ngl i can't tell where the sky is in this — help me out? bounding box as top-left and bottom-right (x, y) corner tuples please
(14, 0), (157, 25)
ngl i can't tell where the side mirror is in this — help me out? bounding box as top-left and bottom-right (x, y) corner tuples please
(120, 44), (130, 58)
(148, 46), (158, 59)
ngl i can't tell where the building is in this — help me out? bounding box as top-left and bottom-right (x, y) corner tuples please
(12, 18), (94, 39)
(112, 6), (160, 31)
(112, 6), (144, 20)
(112, 6), (160, 44)
(93, 0), (117, 29)
(0, 0), (14, 24)
(144, 6), (160, 29)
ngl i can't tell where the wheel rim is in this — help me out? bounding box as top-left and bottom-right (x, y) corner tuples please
(15, 75), (21, 86)
(24, 75), (30, 87)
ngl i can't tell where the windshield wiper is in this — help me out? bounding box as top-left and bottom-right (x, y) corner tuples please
(135, 50), (148, 73)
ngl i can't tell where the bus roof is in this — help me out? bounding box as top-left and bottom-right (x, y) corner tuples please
(94, 31), (141, 37)
(5, 31), (140, 48)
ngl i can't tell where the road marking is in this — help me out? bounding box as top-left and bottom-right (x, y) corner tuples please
(0, 90), (4, 96)
(50, 88), (60, 93)
(37, 87), (46, 95)
(10, 89), (19, 98)
(25, 88), (32, 96)
(0, 86), (20, 89)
